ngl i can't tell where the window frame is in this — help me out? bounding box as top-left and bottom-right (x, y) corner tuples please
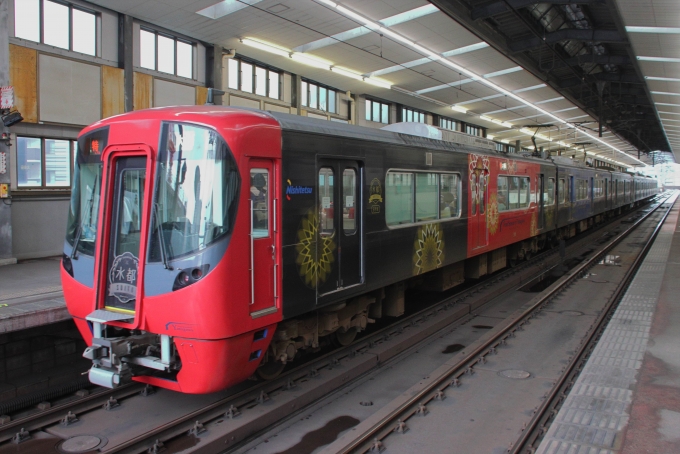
(365, 99), (390, 124)
(139, 27), (195, 80)
(497, 175), (531, 212)
(15, 135), (75, 189)
(14, 0), (99, 57)
(439, 117), (458, 131)
(465, 124), (483, 136)
(400, 106), (426, 124)
(301, 79), (337, 113)
(227, 57), (281, 100)
(385, 169), (462, 229)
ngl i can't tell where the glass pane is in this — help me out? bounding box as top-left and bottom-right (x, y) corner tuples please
(519, 178), (529, 207)
(386, 172), (413, 226)
(372, 101), (379, 122)
(268, 72), (279, 99)
(15, 0), (40, 42)
(471, 174), (477, 215)
(342, 169), (356, 233)
(416, 173), (438, 221)
(546, 178), (555, 205)
(255, 66), (266, 96)
(301, 81), (308, 106)
(45, 139), (70, 186)
(479, 172), (486, 213)
(250, 169), (269, 238)
(440, 174), (458, 219)
(228, 59), (238, 89)
(116, 168), (145, 254)
(381, 104), (389, 123)
(176, 41), (193, 78)
(508, 177), (519, 209)
(328, 90), (336, 113)
(17, 137), (43, 187)
(43, 0), (69, 49)
(157, 35), (175, 74)
(241, 62), (253, 92)
(365, 100), (371, 121)
(309, 84), (318, 109)
(72, 9), (96, 56)
(497, 176), (508, 211)
(319, 167), (334, 236)
(150, 123), (240, 261)
(140, 30), (156, 70)
(319, 87), (327, 111)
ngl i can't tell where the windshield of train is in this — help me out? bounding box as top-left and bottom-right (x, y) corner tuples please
(66, 127), (108, 256)
(149, 122), (240, 262)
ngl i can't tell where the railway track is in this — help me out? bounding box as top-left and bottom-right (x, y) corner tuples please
(0, 195), (669, 454)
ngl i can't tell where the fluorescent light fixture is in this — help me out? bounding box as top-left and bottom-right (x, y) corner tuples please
(657, 102), (680, 107)
(483, 66), (523, 78)
(501, 139), (509, 144)
(315, 0), (338, 6)
(480, 115), (493, 122)
(451, 105), (467, 113)
(241, 38), (290, 57)
(638, 56), (680, 63)
(487, 134), (495, 140)
(330, 66), (363, 80)
(652, 91), (680, 96)
(520, 128), (534, 135)
(197, 0), (262, 19)
(658, 111), (680, 115)
(645, 76), (680, 82)
(626, 26), (680, 34)
(290, 52), (332, 70)
(336, 5), (381, 30)
(363, 77), (392, 89)
(501, 122), (513, 128)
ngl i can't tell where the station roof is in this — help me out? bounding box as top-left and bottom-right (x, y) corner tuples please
(88, 0), (678, 168)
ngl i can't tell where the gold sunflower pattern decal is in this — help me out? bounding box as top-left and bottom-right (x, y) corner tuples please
(295, 209), (336, 287)
(413, 223), (445, 275)
(487, 193), (500, 235)
(530, 211), (538, 236)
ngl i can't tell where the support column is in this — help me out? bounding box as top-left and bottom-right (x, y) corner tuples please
(119, 14), (133, 112)
(0, 0), (15, 263)
(206, 45), (223, 105)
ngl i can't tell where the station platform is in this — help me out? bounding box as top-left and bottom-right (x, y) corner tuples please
(0, 257), (67, 334)
(538, 194), (680, 454)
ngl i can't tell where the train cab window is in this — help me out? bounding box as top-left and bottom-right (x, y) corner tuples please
(386, 172), (414, 226)
(342, 169), (356, 233)
(250, 169), (269, 238)
(545, 178), (555, 205)
(440, 174), (460, 219)
(319, 168), (334, 236)
(416, 173), (438, 221)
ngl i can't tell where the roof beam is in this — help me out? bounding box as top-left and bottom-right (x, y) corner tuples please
(557, 54), (630, 68)
(472, 0), (605, 21)
(508, 29), (626, 53)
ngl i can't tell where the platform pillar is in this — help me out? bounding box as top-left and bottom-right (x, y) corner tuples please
(0, 0), (15, 265)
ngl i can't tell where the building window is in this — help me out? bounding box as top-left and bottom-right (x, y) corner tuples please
(228, 58), (280, 99)
(439, 117), (457, 131)
(140, 29), (194, 79)
(16, 137), (74, 188)
(465, 124), (482, 136)
(301, 81), (336, 113)
(508, 145), (516, 153)
(401, 107), (425, 123)
(366, 99), (389, 124)
(14, 0), (97, 56)
(495, 142), (504, 152)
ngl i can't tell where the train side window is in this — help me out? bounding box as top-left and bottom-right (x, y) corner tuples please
(519, 177), (529, 208)
(558, 178), (566, 204)
(545, 178), (555, 205)
(386, 172), (414, 226)
(497, 176), (508, 211)
(250, 169), (269, 238)
(440, 174), (460, 219)
(508, 177), (519, 209)
(416, 173), (438, 221)
(319, 167), (334, 236)
(471, 173), (477, 215)
(342, 168), (356, 234)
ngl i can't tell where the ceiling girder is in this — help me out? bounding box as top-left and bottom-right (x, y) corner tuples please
(557, 54), (630, 68)
(508, 29), (627, 53)
(558, 72), (643, 88)
(472, 0), (606, 21)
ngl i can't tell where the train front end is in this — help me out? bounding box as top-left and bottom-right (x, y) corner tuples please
(61, 107), (282, 393)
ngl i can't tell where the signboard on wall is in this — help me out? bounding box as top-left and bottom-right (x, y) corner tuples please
(0, 87), (14, 110)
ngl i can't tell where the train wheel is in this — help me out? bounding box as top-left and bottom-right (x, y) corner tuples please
(256, 359), (286, 380)
(332, 328), (358, 347)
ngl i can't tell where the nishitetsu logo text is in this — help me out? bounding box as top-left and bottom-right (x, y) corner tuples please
(109, 252), (139, 303)
(286, 179), (313, 200)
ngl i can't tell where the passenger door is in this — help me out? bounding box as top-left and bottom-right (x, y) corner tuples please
(317, 159), (363, 297)
(470, 168), (489, 249)
(538, 174), (544, 230)
(249, 159), (278, 317)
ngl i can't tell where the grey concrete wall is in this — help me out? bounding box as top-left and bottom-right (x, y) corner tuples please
(11, 197), (69, 260)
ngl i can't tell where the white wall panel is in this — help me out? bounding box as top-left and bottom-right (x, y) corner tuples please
(101, 10), (119, 63)
(154, 79), (195, 107)
(39, 54), (101, 126)
(230, 95), (259, 109)
(264, 103), (291, 113)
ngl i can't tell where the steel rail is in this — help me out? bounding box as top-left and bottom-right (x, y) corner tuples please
(510, 192), (677, 454)
(327, 193), (672, 454)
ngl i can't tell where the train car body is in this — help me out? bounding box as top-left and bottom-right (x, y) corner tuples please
(61, 106), (657, 393)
